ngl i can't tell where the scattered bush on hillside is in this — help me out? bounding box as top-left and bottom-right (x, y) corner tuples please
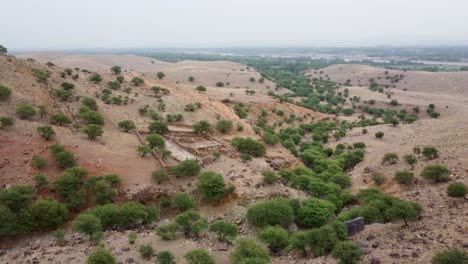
(50, 113), (71, 126)
(375, 131), (384, 138)
(447, 183), (467, 198)
(229, 238), (270, 264)
(422, 146), (439, 159)
(258, 225), (289, 252)
(216, 119), (233, 134)
(209, 220), (238, 242)
(431, 248), (468, 264)
(16, 103), (37, 119)
(382, 153), (398, 165)
(0, 84), (12, 100)
(394, 170), (414, 184)
(231, 137), (266, 157)
(331, 241), (365, 264)
(170, 192), (195, 211)
(37, 125), (55, 140)
(184, 249), (215, 264)
(197, 171), (234, 203)
(247, 198), (294, 227)
(86, 247), (116, 264)
(118, 120), (136, 132)
(421, 164), (450, 182)
(172, 159), (201, 177)
(0, 116), (14, 129)
(82, 124), (103, 140)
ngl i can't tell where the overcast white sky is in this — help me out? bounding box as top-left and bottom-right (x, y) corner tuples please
(2, 0), (468, 50)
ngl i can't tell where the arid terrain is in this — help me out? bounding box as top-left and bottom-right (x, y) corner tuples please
(1, 52), (467, 264)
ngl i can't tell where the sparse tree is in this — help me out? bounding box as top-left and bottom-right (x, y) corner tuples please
(148, 121), (169, 134)
(131, 77), (144, 86)
(145, 134), (165, 150)
(136, 145), (151, 157)
(37, 125), (56, 140)
(403, 154), (418, 170)
(188, 76), (195, 82)
(50, 113), (71, 126)
(193, 120), (212, 134)
(216, 119), (233, 134)
(209, 220), (237, 242)
(331, 241), (365, 264)
(89, 73), (103, 83)
(382, 153), (398, 165)
(197, 171), (233, 203)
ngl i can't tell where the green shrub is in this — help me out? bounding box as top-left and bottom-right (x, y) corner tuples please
(262, 171), (279, 184)
(258, 226), (289, 252)
(86, 247), (116, 264)
(80, 110), (104, 125)
(89, 73), (103, 83)
(53, 229), (65, 244)
(0, 185), (36, 212)
(371, 172), (385, 186)
(171, 193), (195, 211)
(422, 146), (439, 159)
(421, 164), (450, 182)
(0, 84), (12, 100)
(172, 159), (201, 177)
(50, 113), (72, 126)
(247, 198), (294, 227)
(156, 222), (181, 240)
(152, 170), (169, 184)
(195, 85), (206, 92)
(382, 153), (398, 164)
(394, 170), (414, 184)
(214, 119), (233, 134)
(127, 231), (137, 244)
(110, 66), (121, 75)
(118, 120), (136, 132)
(82, 97), (98, 111)
(262, 133), (279, 145)
(197, 171), (233, 203)
(146, 134), (165, 150)
(54, 151), (76, 168)
(149, 121), (168, 134)
(31, 155), (47, 169)
(229, 238), (270, 264)
(297, 198), (335, 228)
(184, 249), (215, 264)
(82, 124), (103, 140)
(174, 210), (208, 238)
(432, 248), (468, 264)
(156, 250), (176, 264)
(375, 131), (384, 138)
(231, 137), (266, 157)
(240, 154), (252, 162)
(37, 125), (55, 140)
(137, 145), (151, 157)
(210, 220), (237, 241)
(16, 103), (37, 119)
(139, 244), (154, 260)
(403, 154), (418, 170)
(331, 241), (365, 264)
(156, 72), (165, 80)
(306, 224), (341, 256)
(29, 198), (68, 229)
(192, 120), (212, 134)
(131, 77), (144, 86)
(72, 213), (102, 239)
(34, 174), (49, 187)
(384, 198), (423, 226)
(0, 116), (14, 129)
(447, 183), (467, 198)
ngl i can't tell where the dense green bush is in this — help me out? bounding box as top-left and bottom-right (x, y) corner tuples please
(210, 220), (238, 241)
(195, 85), (206, 92)
(331, 241), (365, 264)
(174, 210), (208, 238)
(146, 134), (165, 150)
(0, 116), (14, 129)
(382, 153), (398, 164)
(54, 150), (76, 168)
(50, 113), (72, 126)
(28, 198), (68, 230)
(262, 171), (279, 184)
(184, 249), (215, 264)
(156, 250), (176, 264)
(197, 171), (233, 203)
(156, 222), (181, 240)
(149, 121), (169, 134)
(375, 131), (384, 138)
(82, 97), (98, 111)
(297, 198), (335, 228)
(421, 164), (450, 182)
(431, 248), (468, 264)
(80, 110), (104, 125)
(231, 137), (266, 157)
(0, 185), (36, 212)
(262, 132), (279, 145)
(110, 66), (121, 75)
(192, 120), (212, 134)
(246, 198), (294, 227)
(0, 84), (12, 100)
(82, 124), (103, 140)
(394, 170), (414, 184)
(152, 170), (169, 184)
(422, 146), (439, 159)
(72, 213), (102, 239)
(16, 103), (37, 119)
(131, 77), (144, 86)
(171, 192), (195, 211)
(86, 247), (116, 264)
(172, 159), (201, 177)
(118, 120), (136, 132)
(371, 172), (385, 186)
(258, 225), (289, 252)
(447, 183), (467, 198)
(89, 73), (103, 83)
(229, 238), (270, 264)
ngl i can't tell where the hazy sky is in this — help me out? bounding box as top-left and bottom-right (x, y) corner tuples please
(2, 0), (468, 50)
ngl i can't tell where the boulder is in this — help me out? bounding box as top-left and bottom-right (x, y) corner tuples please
(344, 217), (365, 236)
